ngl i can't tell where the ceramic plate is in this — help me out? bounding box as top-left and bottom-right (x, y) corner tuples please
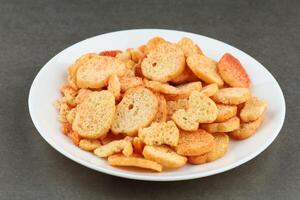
(28, 29), (285, 181)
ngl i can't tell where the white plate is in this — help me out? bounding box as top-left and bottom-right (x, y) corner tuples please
(28, 29), (285, 181)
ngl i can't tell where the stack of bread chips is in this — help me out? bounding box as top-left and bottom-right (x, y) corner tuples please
(55, 37), (267, 172)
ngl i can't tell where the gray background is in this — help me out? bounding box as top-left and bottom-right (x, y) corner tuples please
(0, 0), (299, 199)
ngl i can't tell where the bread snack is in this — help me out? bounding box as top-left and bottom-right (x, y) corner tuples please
(240, 96), (267, 122)
(138, 121), (179, 147)
(94, 137), (133, 157)
(200, 83), (219, 97)
(164, 81), (202, 101)
(144, 36), (167, 54)
(111, 87), (158, 136)
(188, 154), (208, 165)
(206, 133), (229, 162)
(212, 87), (251, 105)
(172, 91), (218, 131)
(177, 37), (203, 57)
(217, 53), (251, 88)
(153, 94), (168, 122)
(176, 129), (215, 156)
(119, 77), (144, 92)
(167, 98), (189, 119)
(186, 54), (224, 86)
(67, 53), (99, 89)
(230, 116), (264, 140)
(143, 145), (187, 168)
(215, 104), (238, 122)
(55, 36), (268, 173)
(200, 116), (240, 133)
(76, 55), (126, 89)
(144, 79), (179, 94)
(170, 67), (199, 84)
(141, 42), (185, 82)
(107, 74), (121, 99)
(108, 154), (162, 172)
(72, 91), (115, 139)
(79, 139), (101, 151)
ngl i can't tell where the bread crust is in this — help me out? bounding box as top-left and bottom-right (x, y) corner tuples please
(172, 91), (218, 131)
(240, 96), (267, 122)
(143, 145), (187, 168)
(138, 121), (179, 147)
(230, 116), (263, 140)
(188, 154), (208, 165)
(217, 53), (251, 88)
(187, 54), (224, 86)
(215, 104), (238, 122)
(201, 116), (240, 133)
(177, 37), (203, 57)
(72, 91), (116, 139)
(111, 87), (158, 136)
(108, 154), (162, 172)
(206, 133), (229, 162)
(141, 43), (185, 82)
(76, 55), (126, 89)
(176, 129), (215, 156)
(212, 87), (251, 105)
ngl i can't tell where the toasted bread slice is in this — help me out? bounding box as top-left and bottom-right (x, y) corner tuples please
(164, 81), (202, 101)
(170, 67), (199, 84)
(172, 110), (199, 131)
(188, 154), (208, 165)
(128, 48), (145, 63)
(143, 145), (187, 168)
(230, 116), (263, 140)
(108, 154), (162, 172)
(72, 91), (115, 139)
(144, 79), (179, 94)
(177, 37), (203, 57)
(166, 98), (189, 119)
(66, 108), (76, 124)
(217, 53), (251, 88)
(115, 51), (131, 62)
(172, 91), (218, 131)
(67, 131), (81, 145)
(100, 132), (125, 145)
(141, 43), (185, 82)
(99, 50), (122, 57)
(119, 77), (144, 92)
(186, 54), (224, 86)
(79, 139), (101, 151)
(132, 137), (145, 155)
(206, 133), (229, 162)
(76, 55), (126, 89)
(240, 96), (267, 122)
(111, 87), (158, 136)
(176, 129), (215, 156)
(201, 116), (240, 133)
(144, 37), (167, 54)
(67, 53), (99, 89)
(94, 138), (133, 157)
(200, 83), (219, 97)
(74, 89), (92, 104)
(138, 121), (179, 147)
(60, 122), (72, 135)
(212, 87), (251, 105)
(58, 102), (70, 123)
(215, 104), (237, 122)
(107, 74), (121, 99)
(153, 94), (167, 122)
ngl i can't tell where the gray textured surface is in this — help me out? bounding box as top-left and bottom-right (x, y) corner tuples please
(0, 0), (299, 199)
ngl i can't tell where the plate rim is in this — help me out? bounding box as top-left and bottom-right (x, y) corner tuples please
(28, 28), (286, 181)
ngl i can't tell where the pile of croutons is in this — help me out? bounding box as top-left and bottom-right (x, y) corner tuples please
(55, 37), (267, 172)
